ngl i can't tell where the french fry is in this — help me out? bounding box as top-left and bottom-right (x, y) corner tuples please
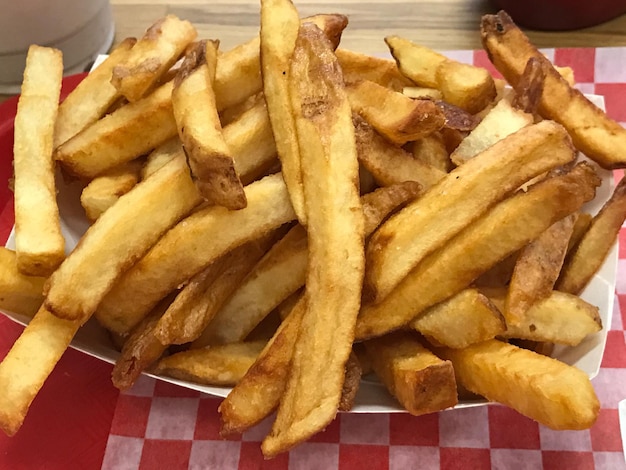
(410, 132), (452, 173)
(54, 38), (137, 147)
(13, 45), (65, 276)
(339, 352), (362, 412)
(336, 48), (414, 90)
(0, 248), (45, 318)
(95, 173), (296, 335)
(356, 162), (600, 340)
(173, 40), (247, 209)
(558, 176), (626, 294)
(402, 86), (443, 100)
(437, 100), (481, 132)
(44, 152), (202, 323)
(365, 121), (576, 303)
(219, 92), (264, 127)
(365, 332), (458, 415)
(154, 341), (267, 386)
(481, 11), (626, 169)
(436, 339), (600, 430)
(347, 79), (445, 145)
(112, 15), (197, 102)
(55, 81), (178, 179)
(567, 212), (593, 253)
(385, 36), (496, 113)
(262, 24), (365, 457)
(511, 56), (547, 114)
(141, 137), (181, 179)
(411, 288), (505, 349)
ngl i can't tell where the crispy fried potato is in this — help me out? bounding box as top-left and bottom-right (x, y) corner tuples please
(505, 213), (576, 325)
(0, 248), (45, 318)
(402, 86), (443, 100)
(14, 45), (65, 276)
(558, 176), (626, 294)
(112, 15), (197, 102)
(366, 121), (577, 303)
(412, 289), (505, 348)
(336, 48), (414, 91)
(141, 137), (181, 179)
(54, 38), (137, 147)
(339, 352), (362, 412)
(410, 132), (452, 173)
(154, 341), (266, 386)
(44, 152), (201, 323)
(385, 36), (496, 113)
(173, 40), (247, 209)
(437, 100), (480, 132)
(0, 306), (80, 436)
(96, 173), (296, 335)
(481, 11), (626, 169)
(55, 81), (178, 179)
(511, 56), (546, 115)
(365, 332), (457, 415)
(568, 212), (593, 253)
(219, 92), (264, 127)
(356, 163), (600, 340)
(473, 252), (519, 289)
(347, 80), (445, 145)
(436, 339), (600, 430)
(262, 24), (364, 457)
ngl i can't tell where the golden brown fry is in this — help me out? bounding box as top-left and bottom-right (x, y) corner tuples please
(347, 79), (445, 145)
(14, 45), (65, 276)
(112, 15), (197, 102)
(339, 352), (362, 412)
(219, 92), (264, 127)
(481, 11), (626, 169)
(436, 339), (599, 430)
(336, 48), (414, 91)
(141, 137), (181, 179)
(54, 38), (137, 147)
(511, 56), (546, 114)
(365, 332), (457, 415)
(402, 86), (443, 100)
(568, 212), (593, 253)
(356, 163), (600, 340)
(365, 121), (576, 303)
(44, 152), (201, 323)
(173, 40), (247, 209)
(410, 132), (452, 173)
(0, 248), (45, 318)
(436, 100), (480, 132)
(0, 306), (80, 436)
(154, 341), (266, 386)
(262, 24), (364, 457)
(558, 177), (626, 294)
(96, 173), (296, 335)
(505, 213), (576, 325)
(55, 81), (178, 179)
(411, 289), (505, 348)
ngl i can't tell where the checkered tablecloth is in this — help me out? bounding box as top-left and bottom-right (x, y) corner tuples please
(0, 47), (625, 470)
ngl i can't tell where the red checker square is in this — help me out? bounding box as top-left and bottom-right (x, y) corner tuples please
(138, 439), (192, 470)
(440, 448), (491, 470)
(542, 450), (594, 470)
(109, 395), (153, 438)
(488, 406), (540, 449)
(595, 83), (626, 122)
(601, 330), (626, 368)
(0, 315), (23, 357)
(339, 444), (389, 470)
(619, 233), (626, 260)
(590, 409), (623, 452)
(553, 48), (595, 83)
(308, 414), (340, 443)
(389, 412), (439, 446)
(472, 50), (503, 79)
(153, 379), (202, 398)
(195, 397), (234, 441)
(238, 442), (289, 470)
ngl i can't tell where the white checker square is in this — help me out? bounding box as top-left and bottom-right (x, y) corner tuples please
(145, 397), (199, 440)
(490, 449), (542, 470)
(616, 260), (626, 294)
(189, 441), (241, 470)
(389, 445), (439, 470)
(538, 48), (555, 62)
(612, 294), (623, 331)
(593, 368), (626, 409)
(101, 436), (144, 470)
(288, 443), (339, 470)
(593, 451), (626, 470)
(539, 427), (592, 451)
(340, 413), (389, 445)
(242, 414), (275, 442)
(123, 375), (156, 397)
(443, 50), (474, 65)
(439, 406), (490, 448)
(596, 48), (626, 83)
(575, 83), (596, 95)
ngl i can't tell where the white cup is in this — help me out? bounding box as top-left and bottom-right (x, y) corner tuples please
(0, 0), (115, 94)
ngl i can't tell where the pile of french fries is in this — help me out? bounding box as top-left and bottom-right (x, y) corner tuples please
(1, 4), (626, 456)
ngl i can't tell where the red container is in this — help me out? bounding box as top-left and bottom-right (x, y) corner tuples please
(492, 0), (626, 30)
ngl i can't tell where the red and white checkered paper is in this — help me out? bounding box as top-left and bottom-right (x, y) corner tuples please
(1, 48), (626, 470)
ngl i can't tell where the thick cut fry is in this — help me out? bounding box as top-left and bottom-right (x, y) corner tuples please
(55, 81), (178, 179)
(173, 40), (247, 209)
(402, 86), (443, 100)
(481, 11), (626, 169)
(339, 352), (362, 412)
(365, 121), (576, 303)
(353, 114), (446, 189)
(112, 15), (197, 102)
(44, 152), (201, 323)
(437, 100), (480, 132)
(81, 162), (142, 222)
(262, 24), (364, 458)
(411, 289), (505, 349)
(450, 99), (533, 166)
(347, 79), (445, 145)
(568, 212), (593, 253)
(14, 45), (65, 276)
(54, 38), (137, 147)
(336, 49), (414, 91)
(0, 248), (45, 318)
(410, 132), (451, 173)
(511, 56), (547, 114)
(505, 214), (576, 325)
(356, 163), (600, 340)
(558, 176), (626, 294)
(219, 92), (264, 127)
(0, 306), (80, 436)
(154, 341), (266, 386)
(365, 332), (457, 415)
(96, 173), (296, 335)
(141, 138), (181, 179)
(437, 340), (600, 430)
(385, 36), (496, 113)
